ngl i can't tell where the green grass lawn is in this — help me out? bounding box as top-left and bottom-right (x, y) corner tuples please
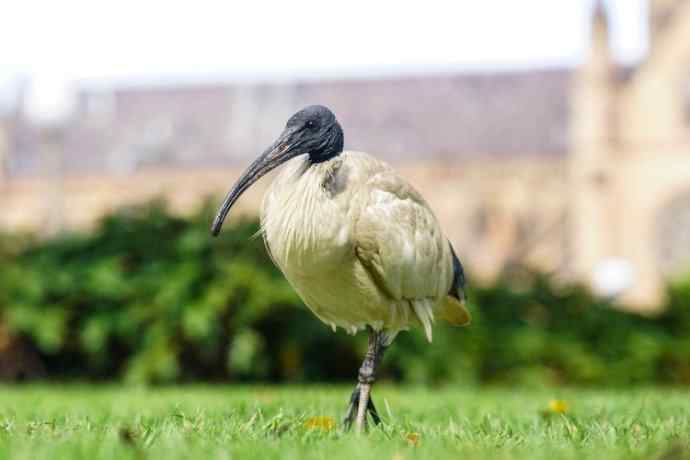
(1, 385), (689, 460)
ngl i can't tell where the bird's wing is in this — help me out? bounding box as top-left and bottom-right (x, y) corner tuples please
(353, 170), (455, 306)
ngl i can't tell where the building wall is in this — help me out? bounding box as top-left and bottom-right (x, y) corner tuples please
(0, 121), (7, 187)
(0, 158), (568, 283)
(615, 149), (690, 306)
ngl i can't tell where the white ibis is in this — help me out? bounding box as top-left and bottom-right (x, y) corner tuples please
(212, 105), (470, 432)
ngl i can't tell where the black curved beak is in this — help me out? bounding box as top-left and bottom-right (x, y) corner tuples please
(211, 128), (298, 236)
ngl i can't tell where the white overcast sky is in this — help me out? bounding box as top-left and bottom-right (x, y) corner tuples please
(0, 0), (648, 121)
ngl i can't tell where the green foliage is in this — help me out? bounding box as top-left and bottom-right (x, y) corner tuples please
(1, 200), (690, 385)
(0, 201), (304, 383)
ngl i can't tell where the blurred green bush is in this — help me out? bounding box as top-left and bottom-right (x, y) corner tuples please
(1, 200), (690, 386)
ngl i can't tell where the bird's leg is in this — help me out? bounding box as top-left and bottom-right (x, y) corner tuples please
(354, 327), (386, 433)
(342, 328), (387, 430)
(342, 385), (361, 429)
(367, 394), (382, 426)
(342, 384), (382, 430)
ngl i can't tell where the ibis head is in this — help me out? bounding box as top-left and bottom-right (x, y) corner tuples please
(211, 105), (344, 236)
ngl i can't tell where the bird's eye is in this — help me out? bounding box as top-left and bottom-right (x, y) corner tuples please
(306, 120), (317, 130)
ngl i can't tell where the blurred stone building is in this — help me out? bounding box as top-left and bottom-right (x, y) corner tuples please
(570, 0), (690, 307)
(0, 0), (689, 309)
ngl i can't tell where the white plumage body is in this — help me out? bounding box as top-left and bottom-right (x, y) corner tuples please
(261, 151), (464, 342)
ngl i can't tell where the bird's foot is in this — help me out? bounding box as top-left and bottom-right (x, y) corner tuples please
(342, 384), (381, 431)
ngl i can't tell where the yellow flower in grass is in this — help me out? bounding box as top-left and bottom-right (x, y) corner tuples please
(405, 432), (421, 447)
(548, 399), (570, 414)
(304, 416), (335, 432)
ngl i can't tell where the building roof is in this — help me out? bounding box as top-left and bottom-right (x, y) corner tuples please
(6, 69), (573, 176)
